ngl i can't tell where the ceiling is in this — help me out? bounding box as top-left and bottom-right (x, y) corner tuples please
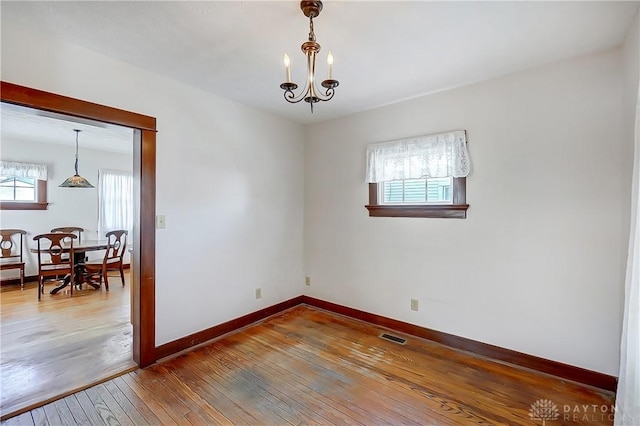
(1, 1), (639, 126)
(1, 103), (133, 154)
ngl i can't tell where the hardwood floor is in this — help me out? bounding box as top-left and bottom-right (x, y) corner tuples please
(2, 305), (615, 425)
(0, 273), (135, 419)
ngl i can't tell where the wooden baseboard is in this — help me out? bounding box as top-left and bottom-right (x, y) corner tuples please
(1, 265), (131, 286)
(0, 275), (37, 286)
(155, 296), (304, 361)
(301, 296), (617, 393)
(153, 294), (616, 392)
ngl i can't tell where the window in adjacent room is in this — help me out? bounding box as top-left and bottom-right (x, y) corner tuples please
(0, 161), (48, 210)
(97, 169), (133, 237)
(365, 130), (470, 218)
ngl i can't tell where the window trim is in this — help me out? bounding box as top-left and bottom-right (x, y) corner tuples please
(0, 180), (48, 210)
(365, 177), (468, 218)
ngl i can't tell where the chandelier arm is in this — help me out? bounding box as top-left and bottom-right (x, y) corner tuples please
(283, 76), (314, 103)
(318, 87), (336, 102)
(282, 89), (307, 104)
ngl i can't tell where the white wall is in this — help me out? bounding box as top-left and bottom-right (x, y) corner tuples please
(1, 8), (633, 376)
(1, 20), (305, 346)
(0, 137), (132, 277)
(304, 48), (629, 376)
(623, 11), (640, 197)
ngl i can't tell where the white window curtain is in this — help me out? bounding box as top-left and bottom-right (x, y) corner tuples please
(97, 169), (133, 238)
(365, 130), (470, 183)
(615, 85), (640, 425)
(0, 160), (47, 180)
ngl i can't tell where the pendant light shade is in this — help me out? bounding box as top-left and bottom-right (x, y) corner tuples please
(59, 129), (94, 188)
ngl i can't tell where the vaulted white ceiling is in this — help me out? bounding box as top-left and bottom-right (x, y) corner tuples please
(2, 1), (639, 126)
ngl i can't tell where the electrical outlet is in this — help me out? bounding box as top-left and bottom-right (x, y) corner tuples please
(255, 288), (262, 299)
(411, 299), (419, 311)
(305, 276), (311, 286)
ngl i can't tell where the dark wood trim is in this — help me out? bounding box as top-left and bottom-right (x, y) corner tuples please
(155, 296), (304, 361)
(365, 203), (469, 218)
(136, 129), (156, 368)
(366, 179), (469, 219)
(1, 82), (157, 369)
(301, 296), (617, 393)
(0, 202), (48, 211)
(0, 82), (156, 131)
(1, 275), (37, 286)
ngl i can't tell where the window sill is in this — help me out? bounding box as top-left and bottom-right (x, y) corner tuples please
(0, 202), (49, 211)
(365, 204), (469, 219)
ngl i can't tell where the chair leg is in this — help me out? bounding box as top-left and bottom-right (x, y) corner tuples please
(103, 265), (109, 291)
(38, 276), (42, 301)
(119, 265), (125, 286)
(20, 266), (24, 291)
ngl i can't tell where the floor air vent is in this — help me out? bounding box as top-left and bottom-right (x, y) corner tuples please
(379, 333), (407, 345)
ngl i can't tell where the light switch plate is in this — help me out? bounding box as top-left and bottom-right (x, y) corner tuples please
(156, 215), (166, 229)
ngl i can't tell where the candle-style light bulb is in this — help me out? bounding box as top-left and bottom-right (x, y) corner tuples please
(284, 53), (291, 82)
(327, 51), (334, 79)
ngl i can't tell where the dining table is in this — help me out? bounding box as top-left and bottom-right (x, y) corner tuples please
(30, 239), (108, 294)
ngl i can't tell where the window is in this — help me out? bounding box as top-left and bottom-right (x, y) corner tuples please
(382, 177), (453, 204)
(1, 176), (36, 201)
(365, 130), (470, 218)
(0, 161), (48, 210)
(98, 169), (133, 237)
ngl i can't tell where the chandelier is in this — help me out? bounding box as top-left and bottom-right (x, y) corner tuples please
(280, 0), (339, 113)
(59, 129), (94, 188)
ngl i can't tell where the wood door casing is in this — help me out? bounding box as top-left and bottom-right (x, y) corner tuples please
(0, 81), (156, 368)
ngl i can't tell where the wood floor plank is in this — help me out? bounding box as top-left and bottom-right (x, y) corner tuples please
(74, 391), (108, 426)
(221, 337), (367, 425)
(263, 314), (510, 424)
(30, 408), (47, 426)
(115, 375), (177, 426)
(41, 403), (61, 426)
(3, 305), (616, 425)
(163, 353), (285, 425)
(123, 369), (191, 422)
(103, 379), (155, 426)
(168, 352), (330, 426)
(246, 326), (436, 425)
(92, 384), (136, 426)
(51, 399), (75, 425)
(61, 395), (90, 426)
(183, 350), (302, 425)
(1, 276), (135, 419)
(0, 412), (33, 426)
(152, 363), (234, 425)
(84, 386), (122, 426)
(157, 358), (259, 425)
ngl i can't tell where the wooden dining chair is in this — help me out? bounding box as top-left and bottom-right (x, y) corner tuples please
(84, 230), (128, 291)
(33, 233), (77, 301)
(50, 227), (84, 243)
(51, 226), (86, 280)
(0, 229), (27, 290)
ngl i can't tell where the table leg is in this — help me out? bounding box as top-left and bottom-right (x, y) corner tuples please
(85, 280), (101, 290)
(50, 274), (71, 294)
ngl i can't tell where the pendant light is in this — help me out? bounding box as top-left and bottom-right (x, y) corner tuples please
(59, 129), (94, 188)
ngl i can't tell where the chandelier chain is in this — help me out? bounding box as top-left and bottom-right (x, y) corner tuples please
(308, 17), (315, 42)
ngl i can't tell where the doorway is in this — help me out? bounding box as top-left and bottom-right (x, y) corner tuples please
(0, 81), (156, 419)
